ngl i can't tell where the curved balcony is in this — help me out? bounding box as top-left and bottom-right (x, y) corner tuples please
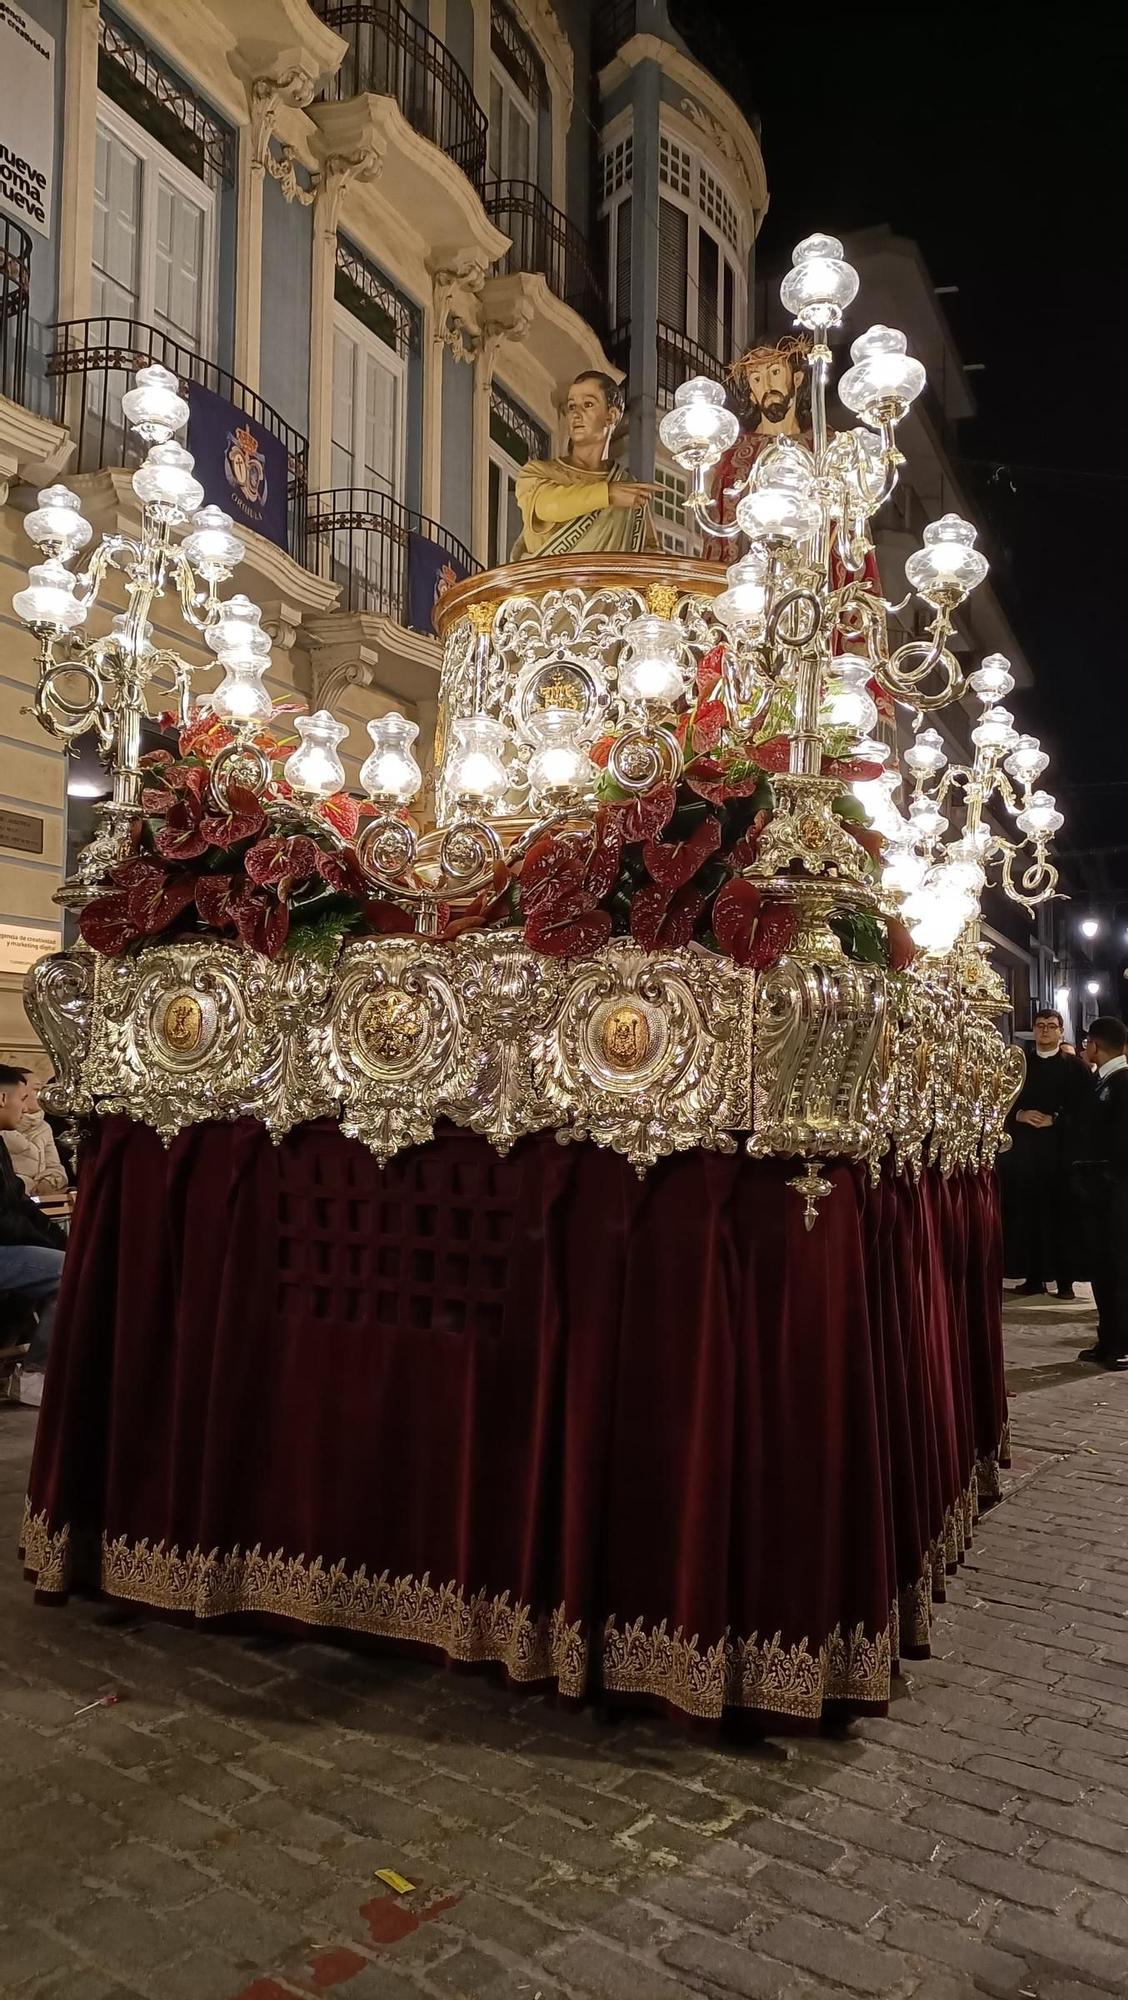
(484, 181), (607, 339)
(48, 319), (309, 556)
(314, 1), (487, 192)
(656, 323), (728, 409)
(0, 217), (31, 407)
(307, 487), (479, 630)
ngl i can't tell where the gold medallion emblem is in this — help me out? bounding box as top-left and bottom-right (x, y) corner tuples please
(357, 989), (426, 1067)
(162, 994), (203, 1055)
(798, 814), (825, 849)
(599, 1004), (652, 1072)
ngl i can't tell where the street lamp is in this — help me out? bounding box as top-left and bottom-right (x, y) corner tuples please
(1081, 917), (1101, 939)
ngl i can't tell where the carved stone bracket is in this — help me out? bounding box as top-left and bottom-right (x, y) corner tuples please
(430, 253), (490, 361)
(248, 69), (318, 174)
(476, 275), (537, 382)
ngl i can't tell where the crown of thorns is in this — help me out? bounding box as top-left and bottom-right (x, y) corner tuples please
(727, 334), (812, 388)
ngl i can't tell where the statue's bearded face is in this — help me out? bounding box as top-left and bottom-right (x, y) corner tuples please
(565, 380), (613, 451)
(747, 358), (799, 428)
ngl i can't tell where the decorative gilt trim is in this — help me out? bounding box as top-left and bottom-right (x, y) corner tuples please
(20, 1504), (896, 1722)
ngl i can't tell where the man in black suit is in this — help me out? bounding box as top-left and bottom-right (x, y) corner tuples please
(1075, 1018), (1128, 1371)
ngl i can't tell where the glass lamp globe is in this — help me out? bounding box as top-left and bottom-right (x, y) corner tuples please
(779, 233), (859, 330)
(822, 676), (878, 737)
(968, 652), (1015, 704)
(182, 506), (246, 580)
(210, 657), (272, 725)
(1016, 790), (1064, 839)
(882, 846), (929, 898)
(736, 481), (820, 546)
(446, 714), (511, 808)
(905, 515), (989, 605)
(205, 595), (270, 658)
(121, 363), (190, 443)
(904, 869), (976, 954)
(108, 612), (154, 663)
(132, 441), (205, 520)
(619, 614), (686, 708)
(971, 705), (1019, 752)
(359, 712), (422, 807)
(24, 484), (92, 559)
(526, 710), (595, 803)
(1005, 733), (1049, 786)
(904, 727), (947, 778)
(714, 550), (768, 634)
(837, 325), (926, 426)
(909, 796), (948, 842)
(657, 376), (740, 471)
(284, 710), (349, 799)
(12, 557), (88, 633)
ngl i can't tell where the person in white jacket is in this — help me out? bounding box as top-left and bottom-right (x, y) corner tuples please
(1, 1078), (68, 1196)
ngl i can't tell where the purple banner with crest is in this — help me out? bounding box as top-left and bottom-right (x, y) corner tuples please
(186, 382), (289, 550)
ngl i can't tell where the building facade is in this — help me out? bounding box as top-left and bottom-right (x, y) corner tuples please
(0, 0), (766, 1067)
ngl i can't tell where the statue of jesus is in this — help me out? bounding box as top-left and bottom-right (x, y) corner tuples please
(510, 372), (657, 560)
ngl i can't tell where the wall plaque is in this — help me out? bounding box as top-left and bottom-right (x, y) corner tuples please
(0, 807), (44, 854)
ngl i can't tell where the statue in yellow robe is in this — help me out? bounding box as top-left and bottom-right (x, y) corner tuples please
(510, 372), (658, 560)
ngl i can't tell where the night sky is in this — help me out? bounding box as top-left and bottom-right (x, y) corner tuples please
(724, 5), (1127, 928)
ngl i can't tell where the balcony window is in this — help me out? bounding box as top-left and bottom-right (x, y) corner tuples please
(652, 462), (698, 558)
(651, 131), (746, 366)
(489, 0), (546, 186)
(597, 128), (633, 330)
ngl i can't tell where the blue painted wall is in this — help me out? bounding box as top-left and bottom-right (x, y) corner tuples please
(259, 165), (312, 435)
(440, 348), (474, 551)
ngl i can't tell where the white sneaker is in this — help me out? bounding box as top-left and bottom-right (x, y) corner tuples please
(18, 1371), (44, 1408)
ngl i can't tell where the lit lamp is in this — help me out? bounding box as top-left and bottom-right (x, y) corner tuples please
(205, 594), (270, 659)
(120, 362), (190, 442)
(903, 727), (947, 779)
(12, 557), (88, 634)
(209, 656), (272, 725)
(657, 376), (740, 472)
(821, 659), (878, 739)
(971, 706), (1019, 754)
(181, 507), (246, 583)
(131, 441), (205, 522)
(360, 713), (422, 809)
(1081, 917), (1101, 940)
(1015, 790), (1064, 840)
(905, 515), (989, 607)
(1005, 734), (1048, 786)
(736, 445), (820, 546)
(778, 233), (859, 330)
(24, 484), (92, 560)
(968, 652), (1015, 704)
(619, 614), (687, 711)
(838, 326), (926, 427)
(526, 710), (595, 811)
(445, 715), (511, 812)
(714, 550), (768, 636)
(284, 711), (349, 800)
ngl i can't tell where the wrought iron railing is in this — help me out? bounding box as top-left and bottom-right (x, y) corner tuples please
(48, 319), (309, 556)
(307, 488), (479, 627)
(0, 218), (32, 407)
(656, 323), (728, 408)
(314, 2), (487, 191)
(592, 0), (636, 70)
(484, 181), (607, 336)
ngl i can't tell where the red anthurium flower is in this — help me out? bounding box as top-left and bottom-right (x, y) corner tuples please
(696, 643), (726, 702)
(320, 791), (361, 842)
(750, 735), (792, 774)
(200, 784), (268, 850)
(244, 833), (319, 899)
(584, 813), (624, 900)
(887, 916), (916, 970)
(140, 786), (178, 815)
(711, 877), (765, 965)
(614, 782), (676, 843)
(684, 756), (766, 806)
(155, 789), (210, 861)
(78, 892), (142, 956)
(823, 755), (885, 782)
(437, 861), (511, 940)
(748, 903), (797, 970)
(109, 858), (166, 892)
(724, 809), (772, 871)
(194, 874), (240, 930)
(139, 749), (174, 773)
(179, 712), (235, 760)
(525, 891), (612, 958)
(589, 734), (615, 769)
(843, 822), (885, 864)
(688, 698), (727, 755)
(366, 899), (416, 935)
(314, 843), (367, 897)
(642, 814), (722, 890)
(230, 886), (290, 958)
(127, 870), (198, 938)
(629, 880), (707, 952)
(517, 831), (589, 917)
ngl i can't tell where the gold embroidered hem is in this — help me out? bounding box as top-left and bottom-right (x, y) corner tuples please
(599, 1614), (892, 1720)
(20, 1508), (899, 1722)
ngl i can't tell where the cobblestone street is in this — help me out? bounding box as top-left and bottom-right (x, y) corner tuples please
(1, 1299), (1126, 2000)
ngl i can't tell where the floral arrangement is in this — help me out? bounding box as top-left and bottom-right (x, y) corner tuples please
(78, 657), (913, 973)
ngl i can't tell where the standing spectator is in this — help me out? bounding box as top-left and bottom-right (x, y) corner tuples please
(1075, 1018), (1128, 1371)
(2, 1076), (69, 1196)
(0, 1066), (66, 1407)
(1002, 1009), (1089, 1298)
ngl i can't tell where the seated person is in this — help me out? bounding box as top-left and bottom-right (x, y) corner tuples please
(0, 1065), (66, 1408)
(511, 371), (657, 559)
(2, 1075), (69, 1196)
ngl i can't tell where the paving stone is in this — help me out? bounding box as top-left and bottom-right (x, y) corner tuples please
(881, 1913), (1031, 1998)
(659, 1931), (802, 1998)
(755, 1916), (912, 1995)
(542, 1936), (702, 2000)
(943, 1846), (1080, 1911)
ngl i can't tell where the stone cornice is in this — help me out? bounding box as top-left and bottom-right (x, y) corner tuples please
(0, 399), (73, 508)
